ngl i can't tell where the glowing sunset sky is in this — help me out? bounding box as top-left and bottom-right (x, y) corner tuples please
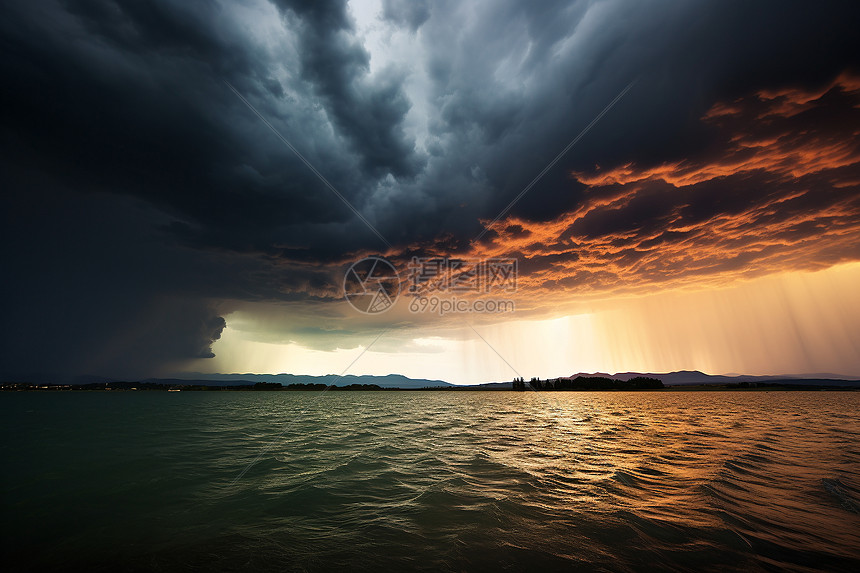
(2, 0), (859, 383)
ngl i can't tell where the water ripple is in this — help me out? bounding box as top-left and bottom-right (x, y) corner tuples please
(2, 391), (859, 571)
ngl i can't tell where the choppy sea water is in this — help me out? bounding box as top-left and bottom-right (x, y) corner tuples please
(2, 391), (859, 572)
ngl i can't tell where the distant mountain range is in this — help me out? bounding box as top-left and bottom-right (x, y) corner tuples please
(170, 370), (857, 388)
(562, 370), (860, 386)
(12, 370), (860, 389)
(159, 372), (453, 389)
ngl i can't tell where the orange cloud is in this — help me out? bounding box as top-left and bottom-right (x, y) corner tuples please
(576, 73), (860, 187)
(756, 71), (860, 118)
(457, 72), (860, 299)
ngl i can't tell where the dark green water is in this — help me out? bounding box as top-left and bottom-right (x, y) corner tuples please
(2, 391), (859, 572)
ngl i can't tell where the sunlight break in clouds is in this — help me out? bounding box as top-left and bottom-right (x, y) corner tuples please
(200, 262), (860, 384)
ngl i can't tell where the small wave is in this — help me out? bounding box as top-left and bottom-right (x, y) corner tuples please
(821, 478), (860, 513)
(611, 469), (641, 487)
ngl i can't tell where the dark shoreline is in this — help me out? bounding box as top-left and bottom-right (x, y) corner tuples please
(3, 382), (859, 392)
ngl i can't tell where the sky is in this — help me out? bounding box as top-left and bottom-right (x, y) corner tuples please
(2, 0), (859, 383)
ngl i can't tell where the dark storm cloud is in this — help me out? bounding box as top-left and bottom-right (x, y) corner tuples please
(279, 0), (422, 178)
(1, 188), (221, 379)
(2, 0), (859, 373)
(410, 0), (860, 227)
(381, 0), (430, 32)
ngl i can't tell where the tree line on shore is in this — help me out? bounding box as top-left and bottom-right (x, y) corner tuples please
(511, 376), (664, 391)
